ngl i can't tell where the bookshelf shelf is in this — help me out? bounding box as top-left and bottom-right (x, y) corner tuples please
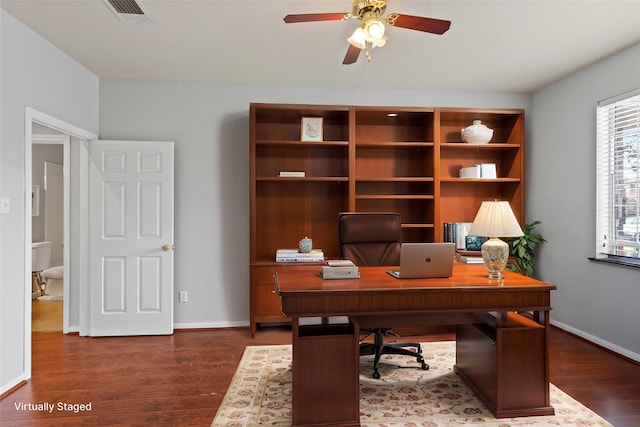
(255, 140), (350, 147)
(355, 195), (435, 200)
(356, 141), (435, 147)
(440, 143), (520, 149)
(441, 178), (521, 183)
(356, 177), (434, 182)
(257, 177), (349, 182)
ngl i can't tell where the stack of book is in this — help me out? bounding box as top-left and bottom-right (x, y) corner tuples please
(444, 222), (473, 250)
(275, 249), (324, 262)
(459, 254), (484, 264)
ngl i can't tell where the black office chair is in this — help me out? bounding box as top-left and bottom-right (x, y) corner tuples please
(338, 212), (428, 379)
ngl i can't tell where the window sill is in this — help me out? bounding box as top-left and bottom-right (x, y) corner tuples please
(588, 256), (640, 269)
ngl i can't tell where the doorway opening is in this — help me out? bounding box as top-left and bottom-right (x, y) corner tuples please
(24, 107), (97, 378)
(31, 130), (67, 332)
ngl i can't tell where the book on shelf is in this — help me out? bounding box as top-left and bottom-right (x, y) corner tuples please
(443, 222), (473, 250)
(278, 171), (305, 177)
(275, 248), (324, 262)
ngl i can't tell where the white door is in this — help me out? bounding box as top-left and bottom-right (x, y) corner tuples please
(89, 140), (174, 336)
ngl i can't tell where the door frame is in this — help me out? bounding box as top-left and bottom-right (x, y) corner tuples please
(24, 107), (97, 377)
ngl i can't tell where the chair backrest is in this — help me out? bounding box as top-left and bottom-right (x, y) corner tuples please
(338, 212), (401, 266)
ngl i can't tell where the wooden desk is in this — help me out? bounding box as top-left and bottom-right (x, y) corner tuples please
(275, 263), (557, 427)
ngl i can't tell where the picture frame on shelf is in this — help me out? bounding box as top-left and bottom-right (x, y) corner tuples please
(301, 117), (323, 142)
(465, 235), (483, 251)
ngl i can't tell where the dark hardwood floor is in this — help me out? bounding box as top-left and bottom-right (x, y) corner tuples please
(1, 326), (638, 426)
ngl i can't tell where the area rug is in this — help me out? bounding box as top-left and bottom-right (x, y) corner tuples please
(211, 341), (612, 427)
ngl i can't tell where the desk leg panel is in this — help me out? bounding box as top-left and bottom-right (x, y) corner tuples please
(455, 323), (498, 409)
(292, 323), (360, 427)
(456, 319), (554, 418)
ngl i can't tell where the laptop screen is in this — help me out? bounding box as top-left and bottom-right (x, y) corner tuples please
(387, 243), (455, 279)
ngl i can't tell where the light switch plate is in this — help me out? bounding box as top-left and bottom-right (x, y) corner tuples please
(179, 291), (188, 303)
(0, 198), (9, 214)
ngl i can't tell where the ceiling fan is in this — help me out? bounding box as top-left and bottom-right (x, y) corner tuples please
(283, 0), (451, 65)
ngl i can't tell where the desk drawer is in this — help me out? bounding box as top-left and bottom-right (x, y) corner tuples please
(251, 266), (289, 325)
(254, 283), (285, 318)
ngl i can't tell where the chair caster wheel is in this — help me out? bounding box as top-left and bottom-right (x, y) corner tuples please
(373, 371), (380, 379)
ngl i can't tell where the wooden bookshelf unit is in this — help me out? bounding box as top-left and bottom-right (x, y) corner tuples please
(249, 103), (525, 336)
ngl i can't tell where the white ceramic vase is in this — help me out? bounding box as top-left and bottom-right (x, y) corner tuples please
(461, 120), (494, 144)
(298, 237), (313, 253)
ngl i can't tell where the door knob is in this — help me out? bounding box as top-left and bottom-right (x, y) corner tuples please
(162, 244), (173, 252)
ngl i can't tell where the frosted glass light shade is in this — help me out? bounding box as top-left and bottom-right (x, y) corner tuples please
(348, 27), (366, 49)
(365, 19), (385, 39)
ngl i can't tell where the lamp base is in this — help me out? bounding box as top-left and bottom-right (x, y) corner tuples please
(480, 237), (510, 279)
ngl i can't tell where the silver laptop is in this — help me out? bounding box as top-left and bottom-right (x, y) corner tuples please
(387, 243), (455, 279)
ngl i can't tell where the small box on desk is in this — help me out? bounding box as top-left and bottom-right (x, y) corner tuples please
(321, 266), (360, 279)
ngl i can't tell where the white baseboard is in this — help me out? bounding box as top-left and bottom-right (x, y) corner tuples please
(0, 373), (29, 396)
(173, 320), (249, 330)
(551, 319), (640, 362)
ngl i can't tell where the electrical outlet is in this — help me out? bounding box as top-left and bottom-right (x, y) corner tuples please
(179, 291), (188, 303)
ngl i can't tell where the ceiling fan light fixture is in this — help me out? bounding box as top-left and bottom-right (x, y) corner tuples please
(348, 26), (367, 49)
(364, 19), (385, 40)
(372, 35), (387, 48)
(283, 0), (451, 65)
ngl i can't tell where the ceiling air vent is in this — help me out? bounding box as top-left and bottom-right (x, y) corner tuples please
(104, 0), (153, 23)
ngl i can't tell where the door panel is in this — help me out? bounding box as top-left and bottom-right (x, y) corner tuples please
(89, 140), (174, 336)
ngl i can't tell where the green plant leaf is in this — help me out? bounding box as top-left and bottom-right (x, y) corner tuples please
(507, 220), (545, 277)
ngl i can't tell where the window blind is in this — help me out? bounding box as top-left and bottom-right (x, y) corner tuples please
(596, 89), (640, 260)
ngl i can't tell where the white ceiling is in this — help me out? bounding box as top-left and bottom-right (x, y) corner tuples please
(2, 0), (639, 92)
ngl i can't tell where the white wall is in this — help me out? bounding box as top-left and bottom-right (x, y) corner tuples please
(0, 9), (99, 392)
(98, 79), (531, 328)
(31, 144), (63, 243)
(529, 43), (640, 359)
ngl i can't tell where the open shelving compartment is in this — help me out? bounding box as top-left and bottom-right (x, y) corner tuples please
(435, 108), (525, 240)
(353, 107), (436, 242)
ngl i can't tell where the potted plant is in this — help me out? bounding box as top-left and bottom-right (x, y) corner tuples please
(507, 221), (546, 277)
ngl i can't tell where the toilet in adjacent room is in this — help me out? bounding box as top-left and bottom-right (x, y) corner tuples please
(31, 241), (63, 301)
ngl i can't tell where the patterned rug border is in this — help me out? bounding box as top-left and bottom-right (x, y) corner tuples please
(212, 342), (612, 427)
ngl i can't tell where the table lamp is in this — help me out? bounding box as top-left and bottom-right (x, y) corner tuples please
(468, 200), (524, 279)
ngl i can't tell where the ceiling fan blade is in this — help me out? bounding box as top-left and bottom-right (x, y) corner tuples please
(387, 14), (451, 35)
(283, 13), (348, 23)
(342, 44), (362, 65)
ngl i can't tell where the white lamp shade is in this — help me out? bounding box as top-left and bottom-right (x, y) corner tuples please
(468, 201), (523, 238)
